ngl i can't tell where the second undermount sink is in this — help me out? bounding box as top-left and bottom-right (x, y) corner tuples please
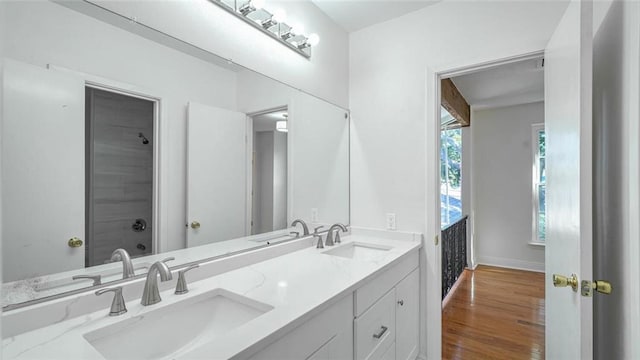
(83, 288), (273, 360)
(323, 242), (392, 260)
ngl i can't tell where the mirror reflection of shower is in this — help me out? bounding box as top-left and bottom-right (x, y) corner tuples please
(138, 132), (150, 144)
(251, 108), (288, 235)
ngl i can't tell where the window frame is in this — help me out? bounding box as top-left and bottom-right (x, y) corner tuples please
(530, 123), (546, 246)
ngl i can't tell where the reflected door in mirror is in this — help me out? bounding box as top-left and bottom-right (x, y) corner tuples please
(85, 87), (154, 266)
(2, 59), (85, 282)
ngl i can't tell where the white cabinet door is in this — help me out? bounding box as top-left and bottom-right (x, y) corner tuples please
(544, 1), (595, 358)
(186, 102), (247, 247)
(2, 59), (85, 281)
(395, 269), (419, 360)
(248, 294), (353, 360)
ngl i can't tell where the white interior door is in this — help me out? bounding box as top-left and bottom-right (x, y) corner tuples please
(544, 1), (594, 358)
(186, 102), (247, 247)
(2, 59), (85, 281)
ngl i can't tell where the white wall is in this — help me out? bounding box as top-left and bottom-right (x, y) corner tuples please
(593, 0), (640, 358)
(349, 2), (568, 357)
(237, 69), (350, 227)
(471, 102), (545, 272)
(0, 1), (5, 337)
(87, 0), (349, 108)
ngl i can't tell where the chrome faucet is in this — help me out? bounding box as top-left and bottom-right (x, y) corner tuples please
(141, 258), (174, 306)
(110, 248), (135, 279)
(325, 223), (348, 246)
(291, 219), (310, 235)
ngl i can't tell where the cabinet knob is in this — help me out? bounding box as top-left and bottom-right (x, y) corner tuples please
(397, 299), (404, 306)
(190, 221), (201, 229)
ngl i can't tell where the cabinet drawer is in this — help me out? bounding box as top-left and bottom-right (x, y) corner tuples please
(354, 289), (395, 360)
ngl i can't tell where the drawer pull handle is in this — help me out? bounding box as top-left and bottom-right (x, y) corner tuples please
(373, 325), (388, 339)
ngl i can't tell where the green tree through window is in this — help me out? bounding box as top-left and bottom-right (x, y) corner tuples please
(441, 127), (462, 227)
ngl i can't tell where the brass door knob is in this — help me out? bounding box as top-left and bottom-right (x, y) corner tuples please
(190, 221), (201, 229)
(553, 273), (578, 292)
(68, 237), (83, 248)
(581, 280), (612, 296)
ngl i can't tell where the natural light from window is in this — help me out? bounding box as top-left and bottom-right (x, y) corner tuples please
(532, 124), (546, 244)
(441, 108), (462, 228)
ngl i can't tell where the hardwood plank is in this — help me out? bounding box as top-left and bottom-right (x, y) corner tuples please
(442, 265), (545, 359)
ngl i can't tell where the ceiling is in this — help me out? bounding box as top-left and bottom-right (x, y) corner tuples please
(310, 0), (441, 32)
(450, 58), (544, 110)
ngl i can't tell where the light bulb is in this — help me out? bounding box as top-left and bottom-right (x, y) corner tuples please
(272, 9), (286, 23)
(307, 33), (320, 46)
(251, 0), (265, 10)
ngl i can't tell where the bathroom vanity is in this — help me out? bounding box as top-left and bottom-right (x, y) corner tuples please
(2, 232), (422, 360)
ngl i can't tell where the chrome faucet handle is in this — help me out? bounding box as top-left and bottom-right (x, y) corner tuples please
(314, 234), (324, 249)
(72, 274), (102, 286)
(95, 286), (127, 316)
(175, 264), (199, 295)
(290, 231), (300, 238)
(313, 226), (324, 234)
(162, 257), (175, 264)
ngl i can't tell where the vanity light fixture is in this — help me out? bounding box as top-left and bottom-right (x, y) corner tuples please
(281, 23), (304, 41)
(297, 33), (320, 49)
(261, 9), (286, 29)
(210, 0), (319, 59)
(276, 120), (288, 132)
(238, 0), (264, 16)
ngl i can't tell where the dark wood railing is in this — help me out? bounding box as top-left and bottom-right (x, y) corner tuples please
(442, 216), (468, 300)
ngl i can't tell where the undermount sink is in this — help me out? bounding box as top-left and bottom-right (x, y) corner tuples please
(322, 242), (392, 260)
(83, 288), (273, 360)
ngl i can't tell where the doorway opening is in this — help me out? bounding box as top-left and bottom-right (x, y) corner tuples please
(437, 55), (547, 358)
(249, 107), (289, 236)
(85, 86), (156, 267)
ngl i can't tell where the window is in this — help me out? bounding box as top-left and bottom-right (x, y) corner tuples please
(532, 124), (546, 244)
(441, 125), (462, 228)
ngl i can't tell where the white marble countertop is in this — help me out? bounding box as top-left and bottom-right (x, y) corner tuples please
(2, 230), (299, 307)
(2, 234), (421, 360)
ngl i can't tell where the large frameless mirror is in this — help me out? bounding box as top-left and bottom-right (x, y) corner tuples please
(1, 0), (349, 309)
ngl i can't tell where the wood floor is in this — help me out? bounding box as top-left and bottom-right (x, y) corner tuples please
(442, 265), (545, 360)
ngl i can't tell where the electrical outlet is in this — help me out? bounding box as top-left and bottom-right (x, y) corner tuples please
(386, 213), (396, 230)
(311, 208), (319, 222)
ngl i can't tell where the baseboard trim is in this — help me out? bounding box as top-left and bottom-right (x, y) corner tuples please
(476, 255), (544, 273)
